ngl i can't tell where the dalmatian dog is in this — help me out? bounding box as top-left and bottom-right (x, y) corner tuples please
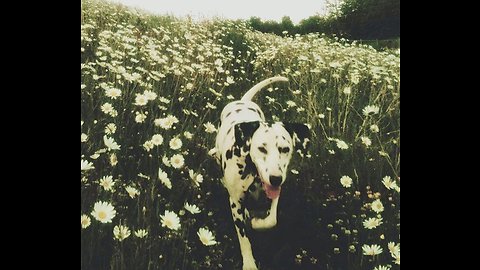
(213, 76), (310, 270)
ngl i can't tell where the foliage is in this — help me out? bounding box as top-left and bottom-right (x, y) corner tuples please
(81, 1), (400, 269)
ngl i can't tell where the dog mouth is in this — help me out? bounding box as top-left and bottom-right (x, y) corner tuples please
(261, 180), (281, 199)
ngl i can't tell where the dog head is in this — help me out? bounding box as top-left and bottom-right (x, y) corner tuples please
(235, 121), (310, 199)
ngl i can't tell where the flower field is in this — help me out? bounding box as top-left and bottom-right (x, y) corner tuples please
(81, 0), (400, 269)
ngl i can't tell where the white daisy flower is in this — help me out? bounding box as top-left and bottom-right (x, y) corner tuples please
(373, 265), (390, 270)
(286, 100), (297, 108)
(343, 86), (351, 95)
(143, 140), (154, 152)
(204, 122), (217, 133)
(105, 87), (121, 99)
(101, 103), (114, 115)
(184, 202), (201, 214)
(197, 228), (217, 246)
(151, 134), (164, 146)
(170, 154), (184, 169)
(391, 250), (400, 265)
(134, 229), (148, 238)
(388, 242), (400, 255)
(81, 159), (94, 171)
(99, 175), (115, 192)
(155, 115), (179, 130)
(169, 137), (182, 150)
(81, 133), (88, 143)
(105, 123), (116, 135)
(160, 210), (181, 231)
(91, 201), (116, 223)
(362, 105), (380, 116)
(382, 176), (398, 190)
(363, 217), (383, 229)
(113, 225), (131, 241)
(158, 168), (172, 189)
(184, 131), (193, 140)
(189, 170), (204, 187)
(362, 244), (383, 256)
(336, 139), (349, 150)
(361, 136), (372, 147)
(125, 186), (139, 198)
(159, 97), (170, 104)
(370, 124), (380, 133)
(371, 199), (384, 213)
(144, 90), (157, 100)
(340, 175), (353, 188)
(81, 214), (91, 229)
(135, 94), (148, 106)
(135, 111), (147, 123)
(162, 156), (171, 167)
(103, 135), (121, 151)
(110, 153), (118, 166)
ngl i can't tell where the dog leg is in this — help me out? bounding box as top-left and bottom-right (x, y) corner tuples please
(251, 197), (279, 230)
(229, 196), (258, 270)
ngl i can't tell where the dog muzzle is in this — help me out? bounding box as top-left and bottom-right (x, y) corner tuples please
(261, 181), (281, 199)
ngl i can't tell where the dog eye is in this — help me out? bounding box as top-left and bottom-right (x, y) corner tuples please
(278, 147), (290, 153)
(258, 146), (267, 154)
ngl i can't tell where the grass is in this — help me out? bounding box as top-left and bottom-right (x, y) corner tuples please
(81, 0), (400, 269)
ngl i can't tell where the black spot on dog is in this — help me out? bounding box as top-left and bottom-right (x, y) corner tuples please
(243, 154), (258, 178)
(236, 102), (245, 105)
(225, 112), (232, 118)
(235, 109), (242, 113)
(223, 161), (226, 170)
(239, 170), (244, 175)
(231, 202), (236, 208)
(247, 107), (256, 113)
(226, 149), (233, 160)
(242, 144), (250, 153)
(233, 147), (241, 157)
(227, 126), (232, 134)
(237, 163), (244, 169)
(234, 219), (246, 237)
(258, 146), (268, 154)
(237, 205), (244, 215)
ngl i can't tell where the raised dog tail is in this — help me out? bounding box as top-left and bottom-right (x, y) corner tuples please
(241, 76), (289, 101)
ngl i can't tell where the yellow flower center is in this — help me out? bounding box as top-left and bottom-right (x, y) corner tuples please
(98, 211), (107, 220)
(165, 220), (172, 227)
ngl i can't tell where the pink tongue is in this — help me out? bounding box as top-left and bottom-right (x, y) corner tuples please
(262, 182), (281, 199)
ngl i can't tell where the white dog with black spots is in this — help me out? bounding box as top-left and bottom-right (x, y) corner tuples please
(213, 76), (310, 270)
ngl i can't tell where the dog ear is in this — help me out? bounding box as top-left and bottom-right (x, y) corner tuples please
(283, 123), (311, 156)
(234, 121), (260, 147)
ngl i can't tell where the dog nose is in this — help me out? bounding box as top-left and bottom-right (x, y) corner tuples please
(269, 176), (282, 187)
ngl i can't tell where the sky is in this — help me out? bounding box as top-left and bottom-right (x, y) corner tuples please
(109, 0), (328, 25)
